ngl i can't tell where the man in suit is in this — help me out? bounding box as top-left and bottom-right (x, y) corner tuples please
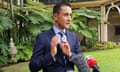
(29, 2), (90, 72)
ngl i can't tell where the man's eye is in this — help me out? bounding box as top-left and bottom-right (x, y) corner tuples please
(64, 14), (69, 16)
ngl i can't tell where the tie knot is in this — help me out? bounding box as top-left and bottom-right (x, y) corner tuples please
(58, 31), (65, 37)
(58, 31), (67, 44)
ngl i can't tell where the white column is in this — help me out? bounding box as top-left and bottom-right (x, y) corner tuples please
(20, 0), (23, 7)
(17, 0), (20, 5)
(104, 24), (108, 42)
(98, 24), (101, 42)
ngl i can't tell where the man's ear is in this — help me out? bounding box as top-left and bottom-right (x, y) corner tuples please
(53, 13), (58, 21)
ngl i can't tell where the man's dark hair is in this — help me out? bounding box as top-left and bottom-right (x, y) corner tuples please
(53, 2), (71, 14)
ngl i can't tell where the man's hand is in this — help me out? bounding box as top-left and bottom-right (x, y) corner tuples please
(51, 35), (59, 57)
(60, 40), (72, 57)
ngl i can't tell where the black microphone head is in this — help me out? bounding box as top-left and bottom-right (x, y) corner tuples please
(92, 64), (100, 72)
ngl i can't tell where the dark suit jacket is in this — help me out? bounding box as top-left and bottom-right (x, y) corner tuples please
(29, 28), (82, 72)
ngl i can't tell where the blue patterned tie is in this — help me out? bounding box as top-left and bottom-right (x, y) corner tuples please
(58, 32), (67, 43)
(58, 31), (64, 38)
(58, 32), (67, 64)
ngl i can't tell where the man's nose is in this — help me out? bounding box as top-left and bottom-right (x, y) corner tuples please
(68, 15), (72, 21)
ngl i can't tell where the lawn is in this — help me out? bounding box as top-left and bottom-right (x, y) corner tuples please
(0, 48), (120, 72)
(84, 48), (120, 72)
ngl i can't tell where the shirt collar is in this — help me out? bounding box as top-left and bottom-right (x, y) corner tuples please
(53, 25), (66, 34)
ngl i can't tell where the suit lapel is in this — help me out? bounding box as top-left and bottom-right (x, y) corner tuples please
(65, 31), (74, 53)
(65, 31), (71, 45)
(48, 27), (56, 40)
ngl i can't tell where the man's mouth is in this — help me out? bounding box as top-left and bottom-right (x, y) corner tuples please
(66, 23), (70, 25)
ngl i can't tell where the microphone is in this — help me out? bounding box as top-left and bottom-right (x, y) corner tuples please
(69, 54), (90, 72)
(85, 55), (100, 72)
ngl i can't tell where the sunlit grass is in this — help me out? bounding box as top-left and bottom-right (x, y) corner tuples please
(84, 48), (120, 72)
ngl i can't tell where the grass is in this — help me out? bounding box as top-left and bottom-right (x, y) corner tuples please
(0, 62), (29, 72)
(0, 48), (120, 72)
(84, 48), (120, 72)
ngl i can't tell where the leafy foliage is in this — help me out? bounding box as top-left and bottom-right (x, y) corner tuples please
(14, 0), (53, 37)
(0, 55), (8, 66)
(0, 42), (9, 66)
(71, 8), (100, 38)
(0, 8), (13, 32)
(14, 43), (32, 62)
(0, 8), (14, 65)
(94, 41), (118, 49)
(1, 0), (54, 64)
(70, 8), (100, 48)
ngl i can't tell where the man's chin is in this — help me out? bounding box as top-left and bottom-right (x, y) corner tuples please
(65, 26), (70, 29)
(65, 25), (70, 29)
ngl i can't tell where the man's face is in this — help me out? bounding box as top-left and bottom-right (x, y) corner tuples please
(53, 5), (72, 29)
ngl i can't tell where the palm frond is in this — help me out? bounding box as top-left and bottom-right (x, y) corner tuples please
(0, 16), (13, 32)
